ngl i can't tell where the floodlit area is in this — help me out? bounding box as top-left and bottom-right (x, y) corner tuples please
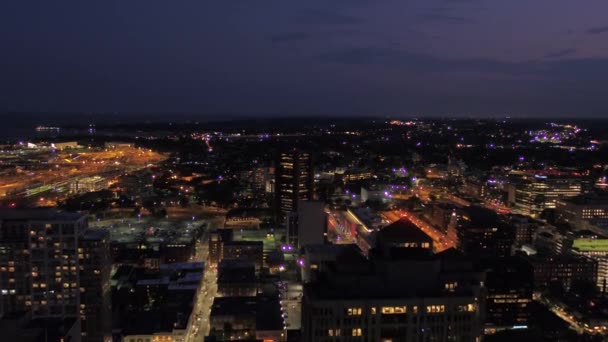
(0, 145), (165, 199)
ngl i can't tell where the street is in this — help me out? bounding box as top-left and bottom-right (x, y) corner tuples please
(186, 216), (224, 342)
(383, 210), (456, 252)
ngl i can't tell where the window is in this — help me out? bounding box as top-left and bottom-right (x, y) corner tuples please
(457, 304), (476, 312)
(347, 307), (362, 316)
(371, 307), (377, 315)
(426, 305), (445, 313)
(381, 306), (407, 314)
(444, 282), (458, 292)
(328, 329), (341, 336)
(352, 328), (362, 336)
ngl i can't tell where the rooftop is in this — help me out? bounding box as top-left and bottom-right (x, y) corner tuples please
(378, 218), (433, 243)
(0, 208), (83, 222)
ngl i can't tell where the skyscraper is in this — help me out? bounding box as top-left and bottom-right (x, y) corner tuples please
(275, 148), (313, 219)
(0, 209), (87, 318)
(0, 209), (110, 341)
(79, 229), (112, 342)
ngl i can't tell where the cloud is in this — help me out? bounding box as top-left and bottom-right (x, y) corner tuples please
(418, 5), (475, 24)
(269, 32), (312, 43)
(319, 47), (519, 73)
(269, 29), (361, 44)
(543, 48), (576, 59)
(419, 13), (474, 24)
(587, 25), (608, 34)
(297, 9), (364, 26)
(319, 46), (608, 80)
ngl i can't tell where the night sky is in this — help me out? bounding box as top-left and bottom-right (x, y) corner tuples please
(2, 1), (608, 117)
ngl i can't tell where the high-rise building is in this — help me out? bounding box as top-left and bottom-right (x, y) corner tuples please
(291, 201), (327, 249)
(275, 148), (313, 219)
(79, 229), (112, 342)
(301, 228), (486, 342)
(0, 209), (87, 319)
(0, 209), (110, 341)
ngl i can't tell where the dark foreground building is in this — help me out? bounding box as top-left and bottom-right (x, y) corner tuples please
(301, 225), (486, 342)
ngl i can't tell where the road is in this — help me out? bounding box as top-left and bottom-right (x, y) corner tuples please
(383, 210), (456, 253)
(186, 216), (224, 342)
(327, 211), (356, 244)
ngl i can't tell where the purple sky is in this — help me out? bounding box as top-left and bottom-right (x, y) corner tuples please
(1, 0), (608, 117)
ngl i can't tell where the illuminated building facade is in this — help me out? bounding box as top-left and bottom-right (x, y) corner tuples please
(302, 238), (485, 341)
(0, 209), (110, 340)
(515, 175), (582, 216)
(208, 229), (233, 268)
(341, 169), (373, 183)
(556, 192), (608, 229)
(0, 209), (88, 319)
(70, 176), (107, 194)
(572, 238), (608, 290)
(275, 149), (313, 218)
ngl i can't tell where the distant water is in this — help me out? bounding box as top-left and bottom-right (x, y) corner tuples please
(0, 112), (235, 141)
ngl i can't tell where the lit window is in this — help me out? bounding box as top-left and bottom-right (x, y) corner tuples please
(381, 306), (407, 314)
(457, 304), (476, 312)
(352, 328), (362, 336)
(426, 305), (445, 313)
(347, 307), (362, 316)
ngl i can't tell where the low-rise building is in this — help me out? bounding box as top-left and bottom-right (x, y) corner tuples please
(217, 259), (257, 297)
(209, 295), (285, 341)
(526, 254), (597, 290)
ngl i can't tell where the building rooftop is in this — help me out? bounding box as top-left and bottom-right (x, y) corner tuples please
(223, 240), (264, 248)
(560, 192), (608, 206)
(218, 259), (256, 283)
(0, 208), (83, 221)
(82, 228), (110, 241)
(211, 296), (258, 317)
(378, 218), (433, 243)
(160, 262), (204, 273)
(210, 296), (284, 332)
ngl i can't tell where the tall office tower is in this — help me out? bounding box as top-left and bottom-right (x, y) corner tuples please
(79, 229), (112, 342)
(275, 148), (313, 219)
(0, 209), (109, 341)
